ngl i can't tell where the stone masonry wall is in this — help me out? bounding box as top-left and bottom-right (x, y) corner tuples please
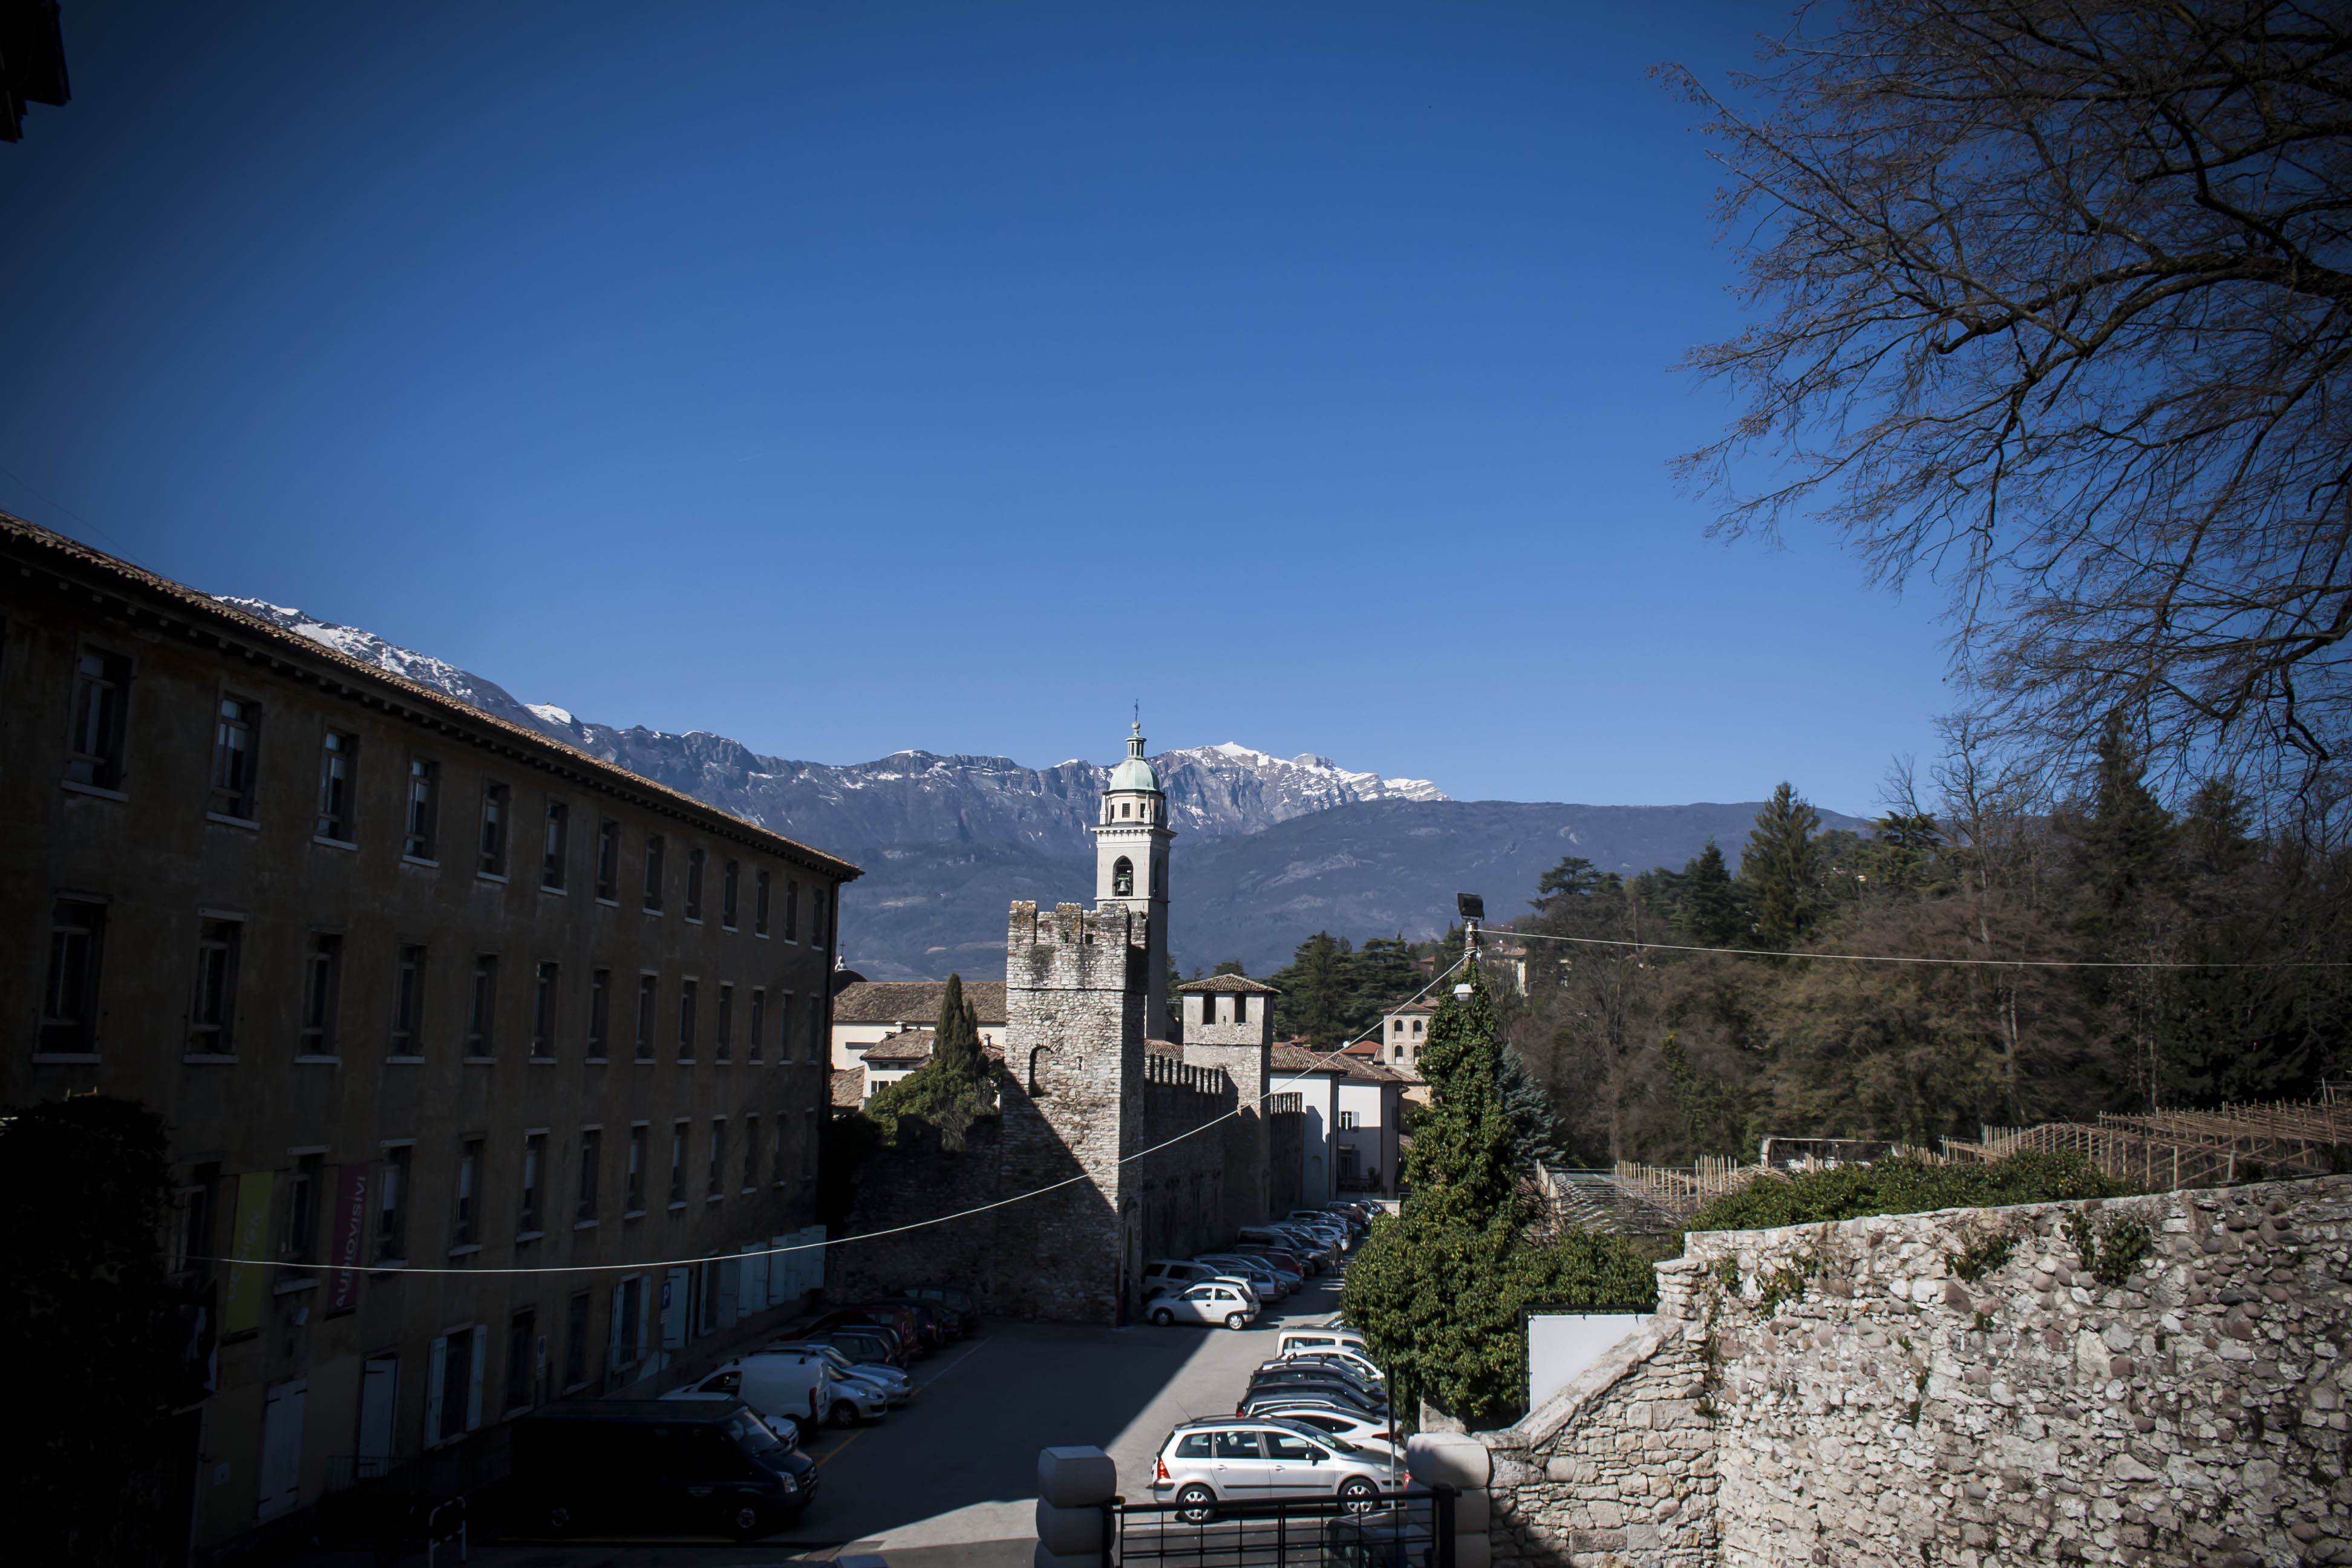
(1481, 1175), (2352, 1568)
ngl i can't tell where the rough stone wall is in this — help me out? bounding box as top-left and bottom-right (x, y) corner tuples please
(1137, 1065), (1238, 1263)
(1481, 1175), (2352, 1568)
(1269, 1108), (1304, 1219)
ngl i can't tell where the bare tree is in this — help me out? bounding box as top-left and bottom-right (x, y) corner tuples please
(1669, 2), (2352, 794)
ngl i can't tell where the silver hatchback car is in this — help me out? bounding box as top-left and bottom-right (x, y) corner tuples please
(1149, 1417), (1408, 1521)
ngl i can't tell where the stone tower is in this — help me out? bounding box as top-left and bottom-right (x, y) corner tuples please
(1091, 720), (1174, 1039)
(1178, 974), (1279, 1231)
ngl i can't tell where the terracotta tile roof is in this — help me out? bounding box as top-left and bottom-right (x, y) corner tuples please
(830, 1068), (865, 1109)
(1270, 1045), (1345, 1075)
(832, 979), (1007, 1027)
(861, 1027), (937, 1067)
(0, 511), (860, 878)
(1384, 998), (1439, 1016)
(1177, 974), (1281, 994)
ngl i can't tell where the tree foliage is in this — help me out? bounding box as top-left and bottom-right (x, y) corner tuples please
(1683, 1151), (2134, 1235)
(863, 973), (999, 1150)
(1670, 0), (2352, 790)
(1269, 931), (1423, 1048)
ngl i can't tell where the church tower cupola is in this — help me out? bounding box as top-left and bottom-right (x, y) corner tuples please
(1093, 719), (1174, 1036)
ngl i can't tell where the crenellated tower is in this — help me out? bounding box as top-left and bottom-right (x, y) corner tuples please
(1091, 720), (1174, 1038)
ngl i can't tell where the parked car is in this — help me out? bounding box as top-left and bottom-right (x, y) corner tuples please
(1276, 1347), (1386, 1387)
(1149, 1417), (1407, 1522)
(512, 1400), (816, 1540)
(1286, 1209), (1359, 1240)
(1146, 1281), (1257, 1330)
(1264, 1223), (1342, 1262)
(1143, 1258), (1231, 1298)
(666, 1350), (866, 1438)
(1276, 1328), (1367, 1359)
(766, 1341), (911, 1408)
(1192, 1255), (1289, 1299)
(1224, 1246), (1311, 1282)
(1245, 1364), (1383, 1408)
(860, 1300), (944, 1353)
(900, 1283), (979, 1336)
(810, 1323), (909, 1370)
(808, 1305), (929, 1358)
(1236, 1227), (1324, 1271)
(1236, 1402), (1399, 1454)
(1236, 1383), (1386, 1420)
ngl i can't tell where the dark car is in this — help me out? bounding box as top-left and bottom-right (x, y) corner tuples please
(510, 1400), (816, 1541)
(900, 1283), (979, 1336)
(818, 1326), (908, 1370)
(807, 1305), (927, 1359)
(864, 1297), (950, 1349)
(1249, 1362), (1382, 1400)
(1237, 1383), (1386, 1420)
(1227, 1245), (1312, 1278)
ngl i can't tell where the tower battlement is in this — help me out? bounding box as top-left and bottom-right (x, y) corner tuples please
(1006, 900), (1147, 992)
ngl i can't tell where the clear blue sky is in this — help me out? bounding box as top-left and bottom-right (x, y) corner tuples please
(0, 2), (1948, 816)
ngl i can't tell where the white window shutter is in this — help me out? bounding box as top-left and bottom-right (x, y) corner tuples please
(424, 1335), (448, 1444)
(465, 1324), (488, 1431)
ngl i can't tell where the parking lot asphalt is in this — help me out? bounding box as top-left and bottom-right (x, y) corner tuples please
(413, 1267), (1357, 1566)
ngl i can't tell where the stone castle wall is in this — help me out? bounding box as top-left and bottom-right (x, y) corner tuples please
(1481, 1175), (2352, 1567)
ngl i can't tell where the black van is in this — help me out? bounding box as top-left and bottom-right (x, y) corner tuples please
(511, 1400), (817, 1540)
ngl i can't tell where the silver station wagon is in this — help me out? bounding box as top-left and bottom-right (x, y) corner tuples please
(1148, 1416), (1407, 1521)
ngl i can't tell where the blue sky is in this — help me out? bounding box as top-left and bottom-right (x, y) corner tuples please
(0, 2), (1948, 816)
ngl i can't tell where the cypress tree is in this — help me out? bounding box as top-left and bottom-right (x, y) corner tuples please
(1679, 840), (1743, 947)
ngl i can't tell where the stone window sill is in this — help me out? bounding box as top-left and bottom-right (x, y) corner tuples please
(32, 1051), (100, 1064)
(574, 1219), (598, 1231)
(448, 1243), (483, 1258)
(463, 1056), (496, 1065)
(206, 811), (261, 831)
(313, 834), (358, 851)
(295, 1054), (340, 1065)
(401, 854), (440, 870)
(387, 1054), (426, 1065)
(477, 871), (509, 885)
(61, 779), (128, 801)
(182, 1053), (237, 1065)
(516, 1230), (545, 1244)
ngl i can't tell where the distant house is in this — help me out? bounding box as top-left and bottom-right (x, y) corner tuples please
(830, 979), (1007, 1070)
(1270, 1044), (1405, 1202)
(1376, 997), (1436, 1088)
(859, 1027), (937, 1100)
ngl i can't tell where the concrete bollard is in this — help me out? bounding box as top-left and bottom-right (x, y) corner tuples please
(1407, 1434), (1493, 1568)
(1035, 1445), (1116, 1568)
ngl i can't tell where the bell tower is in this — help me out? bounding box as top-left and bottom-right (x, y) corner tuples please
(1093, 720), (1174, 1037)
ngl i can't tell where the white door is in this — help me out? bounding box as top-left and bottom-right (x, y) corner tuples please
(355, 1355), (397, 1472)
(256, 1379), (307, 1520)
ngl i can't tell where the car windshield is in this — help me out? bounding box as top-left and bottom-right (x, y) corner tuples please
(1272, 1419), (1357, 1453)
(727, 1411), (783, 1453)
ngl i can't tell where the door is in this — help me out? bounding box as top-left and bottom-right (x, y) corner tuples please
(256, 1379), (307, 1520)
(660, 1266), (690, 1355)
(355, 1354), (398, 1478)
(1209, 1428), (1267, 1500)
(1261, 1429), (1329, 1501)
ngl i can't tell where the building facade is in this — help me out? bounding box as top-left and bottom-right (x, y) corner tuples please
(0, 515), (857, 1557)
(829, 978), (1006, 1070)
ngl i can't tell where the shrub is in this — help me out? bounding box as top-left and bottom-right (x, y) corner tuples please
(1683, 1151), (2134, 1234)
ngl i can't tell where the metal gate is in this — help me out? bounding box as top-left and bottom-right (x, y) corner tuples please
(1104, 1486), (1457, 1567)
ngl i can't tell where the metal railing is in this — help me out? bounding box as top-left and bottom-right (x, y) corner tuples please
(1104, 1486), (1455, 1567)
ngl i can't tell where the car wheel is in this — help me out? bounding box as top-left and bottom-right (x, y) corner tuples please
(1224, 1313), (1248, 1331)
(1175, 1483), (1217, 1524)
(544, 1503), (575, 1536)
(728, 1502), (768, 1540)
(1151, 1307), (1175, 1327)
(1338, 1477), (1378, 1514)
(831, 1401), (860, 1429)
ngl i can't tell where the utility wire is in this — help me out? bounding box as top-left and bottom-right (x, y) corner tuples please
(183, 956), (1469, 1279)
(1499, 924), (2352, 969)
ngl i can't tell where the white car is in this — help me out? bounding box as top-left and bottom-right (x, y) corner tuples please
(1149, 1417), (1407, 1521)
(1276, 1327), (1368, 1358)
(1144, 1261), (1262, 1312)
(1240, 1402), (1403, 1456)
(1147, 1281), (1258, 1330)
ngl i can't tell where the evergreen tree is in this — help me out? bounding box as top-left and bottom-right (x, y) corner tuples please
(2077, 713), (2177, 918)
(1678, 840), (1744, 947)
(1531, 855), (1606, 912)
(1211, 958), (1247, 976)
(864, 972), (997, 1148)
(1743, 782), (1822, 949)
(1497, 1042), (1567, 1173)
(929, 972), (988, 1089)
(1347, 937), (1420, 1027)
(1269, 932), (1356, 1047)
(1402, 964), (1517, 1223)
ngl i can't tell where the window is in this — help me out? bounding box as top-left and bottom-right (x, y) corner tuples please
(1214, 1431), (1261, 1461)
(1112, 856), (1134, 896)
(714, 983), (734, 1062)
(209, 696), (259, 818)
(642, 834), (664, 912)
(634, 975), (657, 1060)
(783, 878), (799, 941)
(668, 1122), (688, 1206)
(1393, 1019), (1404, 1036)
(777, 993), (795, 1064)
(587, 967), (611, 1058)
(377, 1146), (410, 1261)
(478, 783), (509, 877)
(1412, 1019), (1423, 1036)
(283, 1154), (322, 1264)
(466, 956), (497, 1057)
(1337, 1111), (1359, 1130)
(812, 886), (828, 952)
(564, 1293), (591, 1391)
(541, 801), (568, 890)
(67, 647), (131, 789)
(392, 945), (426, 1056)
(1266, 1432), (1326, 1463)
(721, 860), (739, 928)
(625, 1125), (647, 1214)
(505, 1308), (537, 1412)
(575, 1129), (601, 1224)
(299, 935), (342, 1054)
(453, 1138), (483, 1247)
(404, 759), (439, 860)
(519, 1133), (546, 1234)
(678, 979), (697, 1060)
(615, 1279), (644, 1367)
(531, 962), (558, 1058)
(1235, 995), (1249, 1025)
(802, 1108), (818, 1176)
(189, 918), (241, 1054)
(707, 1119), (725, 1200)
(685, 848), (705, 921)
(742, 1114), (759, 1192)
(1174, 1432), (1214, 1459)
(754, 869), (770, 935)
(171, 1164), (220, 1284)
(595, 820), (619, 899)
(39, 898), (105, 1053)
(316, 731), (358, 840)
(748, 988), (765, 1064)
(431, 1325), (484, 1442)
(771, 1114), (787, 1187)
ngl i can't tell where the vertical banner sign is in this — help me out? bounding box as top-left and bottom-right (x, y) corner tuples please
(223, 1171), (275, 1334)
(327, 1163), (369, 1312)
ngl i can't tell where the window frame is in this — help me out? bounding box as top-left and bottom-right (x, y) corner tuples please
(642, 834), (665, 913)
(403, 757), (440, 863)
(586, 966), (611, 1060)
(376, 1144), (412, 1263)
(465, 955), (498, 1060)
(531, 960), (558, 1060)
(575, 1128), (601, 1226)
(721, 859), (739, 929)
(452, 1137), (485, 1251)
(391, 943), (428, 1059)
(518, 1132), (547, 1238)
(540, 800), (569, 891)
(38, 896), (107, 1056)
(209, 691), (261, 822)
(684, 848), (705, 923)
(477, 782), (511, 880)
(316, 729), (359, 843)
(298, 932), (344, 1058)
(187, 914), (244, 1057)
(754, 869), (771, 936)
(64, 641), (131, 792)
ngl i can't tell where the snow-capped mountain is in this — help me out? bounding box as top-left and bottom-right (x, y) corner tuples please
(211, 598), (1446, 855)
